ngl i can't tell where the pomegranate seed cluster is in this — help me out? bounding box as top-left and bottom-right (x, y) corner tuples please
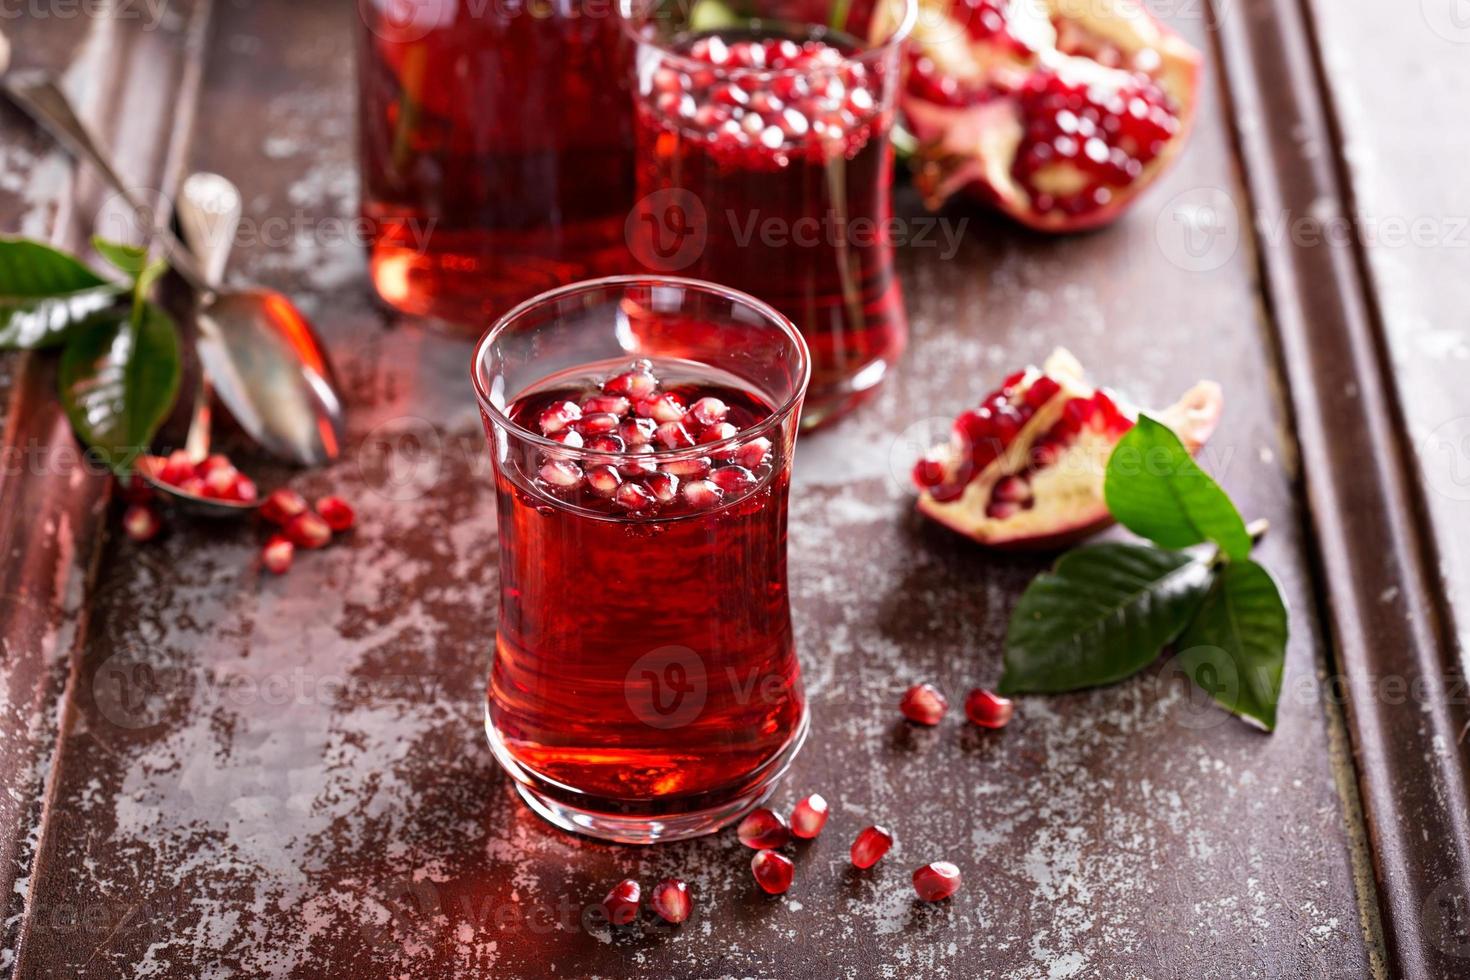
(1011, 68), (1179, 217)
(641, 33), (885, 169)
(900, 682), (1015, 731)
(142, 450), (258, 504)
(527, 359), (775, 516)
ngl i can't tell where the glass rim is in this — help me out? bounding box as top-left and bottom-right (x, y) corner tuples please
(471, 275), (812, 459)
(617, 0), (919, 75)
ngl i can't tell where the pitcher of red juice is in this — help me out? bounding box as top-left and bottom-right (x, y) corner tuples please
(356, 0), (635, 325)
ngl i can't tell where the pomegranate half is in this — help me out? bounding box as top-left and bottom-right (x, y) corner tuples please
(891, 0), (1203, 231)
(912, 349), (1221, 548)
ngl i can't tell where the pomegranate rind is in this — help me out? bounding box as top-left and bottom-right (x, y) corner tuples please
(916, 349), (1222, 549)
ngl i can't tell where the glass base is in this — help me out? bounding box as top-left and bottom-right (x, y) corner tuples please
(800, 349), (901, 431)
(487, 706), (809, 844)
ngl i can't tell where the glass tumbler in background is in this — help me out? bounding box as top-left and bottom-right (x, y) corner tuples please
(356, 0), (635, 327)
(472, 277), (811, 843)
(622, 0), (916, 429)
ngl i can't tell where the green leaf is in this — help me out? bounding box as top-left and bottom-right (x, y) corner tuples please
(1000, 543), (1213, 694)
(0, 236), (108, 296)
(1105, 415), (1252, 560)
(0, 284), (129, 349)
(58, 301), (181, 471)
(1175, 559), (1288, 730)
(92, 237), (150, 277)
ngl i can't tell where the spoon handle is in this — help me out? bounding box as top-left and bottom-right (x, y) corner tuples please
(2, 70), (212, 292)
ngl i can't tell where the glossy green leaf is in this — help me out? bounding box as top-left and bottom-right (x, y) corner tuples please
(1175, 559), (1289, 730)
(1000, 543), (1213, 694)
(1105, 415), (1252, 560)
(0, 285), (129, 349)
(58, 301), (181, 471)
(92, 236), (150, 277)
(0, 236), (108, 296)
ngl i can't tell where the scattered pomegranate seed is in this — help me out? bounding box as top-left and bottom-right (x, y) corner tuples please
(261, 535), (294, 574)
(601, 879), (641, 926)
(964, 688), (1015, 729)
(900, 683), (949, 726)
(316, 496), (356, 531)
(750, 850), (794, 895)
(122, 504), (161, 542)
(790, 794), (829, 839)
(912, 862), (962, 902)
(261, 488), (308, 525)
(650, 878), (691, 924)
(850, 825), (893, 869)
(284, 511), (332, 550)
(737, 807), (791, 849)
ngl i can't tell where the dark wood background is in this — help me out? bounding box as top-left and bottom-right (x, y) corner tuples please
(2, 0), (1466, 976)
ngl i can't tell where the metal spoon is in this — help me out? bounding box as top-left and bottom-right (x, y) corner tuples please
(137, 173), (261, 517)
(2, 70), (345, 466)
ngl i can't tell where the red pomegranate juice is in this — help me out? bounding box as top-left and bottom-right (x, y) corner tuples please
(632, 29), (906, 424)
(486, 357), (806, 827)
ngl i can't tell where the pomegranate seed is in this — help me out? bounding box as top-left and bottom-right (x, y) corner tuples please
(538, 459), (584, 488)
(196, 453), (233, 477)
(986, 499), (1022, 520)
(538, 400), (581, 435)
(316, 496), (356, 531)
(899, 683), (949, 725)
(964, 688), (1015, 729)
(682, 479), (724, 508)
(912, 457), (947, 489)
(603, 369), (657, 398)
(687, 396), (728, 427)
(709, 465), (756, 494)
(202, 464), (239, 499)
(548, 429), (584, 448)
(1024, 375), (1061, 408)
(122, 504), (161, 542)
(790, 794), (829, 839)
(637, 393), (686, 423)
(699, 421), (737, 444)
(231, 474), (259, 504)
(617, 444), (658, 477)
(850, 825), (893, 869)
(178, 476), (207, 497)
(734, 437), (771, 470)
(582, 394), (631, 416)
(912, 862), (962, 902)
(601, 879), (640, 926)
(991, 475), (1032, 504)
(619, 417), (656, 446)
(262, 535), (293, 574)
(586, 464), (622, 496)
(737, 807), (791, 849)
(660, 455), (711, 478)
(284, 512), (332, 549)
(614, 481), (656, 511)
(650, 878), (691, 924)
(578, 412), (620, 435)
(158, 450), (195, 486)
(646, 471), (679, 503)
(750, 850), (794, 895)
(586, 433), (626, 453)
(656, 421), (695, 449)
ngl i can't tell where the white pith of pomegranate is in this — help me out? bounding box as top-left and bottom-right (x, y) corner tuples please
(887, 0), (1202, 230)
(912, 348), (1222, 549)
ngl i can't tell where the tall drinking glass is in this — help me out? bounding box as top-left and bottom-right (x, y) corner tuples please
(622, 0), (916, 428)
(473, 276), (810, 843)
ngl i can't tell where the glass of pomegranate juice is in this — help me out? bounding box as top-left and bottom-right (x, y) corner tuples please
(472, 276), (811, 842)
(357, 0), (634, 326)
(622, 0), (917, 428)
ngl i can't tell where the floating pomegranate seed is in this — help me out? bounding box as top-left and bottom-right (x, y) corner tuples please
(737, 807), (791, 849)
(538, 459), (584, 488)
(660, 455), (711, 478)
(316, 496), (356, 531)
(687, 396), (729, 427)
(582, 394), (631, 416)
(122, 504), (161, 542)
(619, 417), (656, 446)
(637, 393), (686, 423)
(603, 368), (657, 398)
(650, 878), (691, 924)
(586, 464), (622, 496)
(900, 683), (949, 726)
(912, 862), (962, 902)
(586, 433), (626, 453)
(734, 437), (771, 470)
(261, 535), (293, 574)
(579, 412), (621, 435)
(850, 825), (893, 869)
(709, 465), (756, 495)
(964, 688), (1014, 729)
(790, 794), (829, 839)
(699, 421), (738, 444)
(601, 879), (641, 926)
(548, 429), (584, 448)
(750, 849), (794, 895)
(656, 421), (695, 449)
(617, 444), (658, 477)
(646, 471), (679, 503)
(682, 479), (724, 508)
(284, 511), (331, 549)
(538, 400), (582, 435)
(614, 481), (656, 511)
(157, 450), (195, 486)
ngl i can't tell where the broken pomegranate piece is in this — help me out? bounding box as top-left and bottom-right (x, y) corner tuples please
(891, 0), (1202, 230)
(911, 348), (1221, 549)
